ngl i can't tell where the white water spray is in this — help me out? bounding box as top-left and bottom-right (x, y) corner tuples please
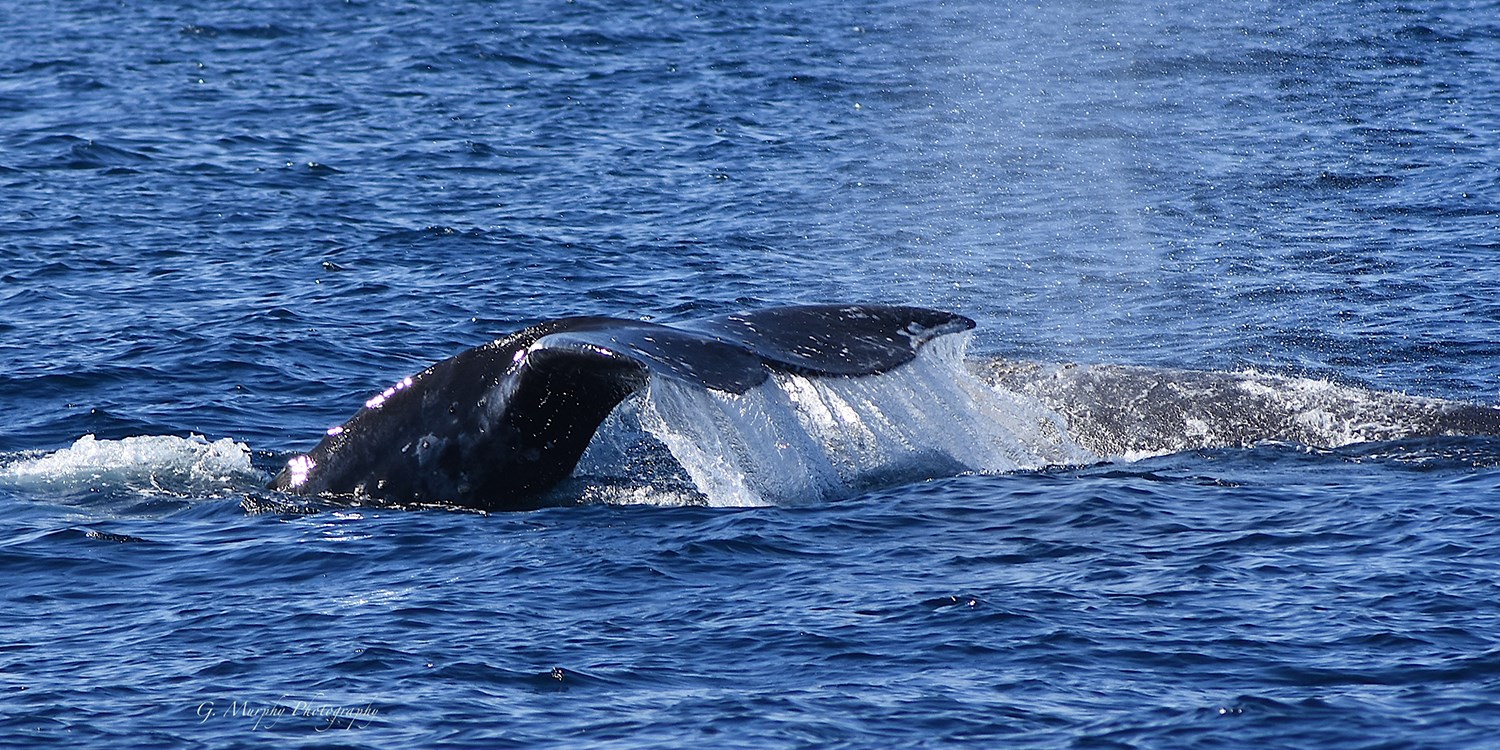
(633, 333), (1093, 506)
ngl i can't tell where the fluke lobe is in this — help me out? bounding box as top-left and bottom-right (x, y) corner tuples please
(269, 304), (974, 510)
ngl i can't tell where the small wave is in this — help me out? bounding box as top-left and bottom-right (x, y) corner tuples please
(22, 137), (155, 171)
(178, 23), (299, 40)
(1, 434), (262, 497)
(372, 225), (495, 246)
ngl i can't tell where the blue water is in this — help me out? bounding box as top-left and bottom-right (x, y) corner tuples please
(3, 0), (1499, 746)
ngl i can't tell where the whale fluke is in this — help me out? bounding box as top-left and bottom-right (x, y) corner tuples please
(269, 305), (975, 510)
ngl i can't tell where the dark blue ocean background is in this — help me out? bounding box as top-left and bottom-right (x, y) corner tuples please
(4, 0), (1500, 746)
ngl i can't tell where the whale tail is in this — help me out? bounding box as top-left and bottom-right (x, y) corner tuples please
(270, 305), (974, 510)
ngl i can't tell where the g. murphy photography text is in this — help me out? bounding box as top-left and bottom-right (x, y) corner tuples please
(195, 697), (378, 732)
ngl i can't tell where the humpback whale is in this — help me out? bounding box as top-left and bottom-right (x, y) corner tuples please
(272, 303), (1500, 511)
(270, 305), (973, 510)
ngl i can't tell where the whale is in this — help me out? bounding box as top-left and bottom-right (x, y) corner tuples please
(272, 303), (1500, 511)
(270, 304), (974, 510)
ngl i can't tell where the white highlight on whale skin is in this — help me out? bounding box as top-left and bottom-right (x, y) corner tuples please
(283, 454), (316, 489)
(364, 376), (414, 410)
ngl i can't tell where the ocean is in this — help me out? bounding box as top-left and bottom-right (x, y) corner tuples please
(3, 0), (1499, 746)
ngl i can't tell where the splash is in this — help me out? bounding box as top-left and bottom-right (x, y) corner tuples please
(1, 434), (260, 496)
(588, 342), (1500, 508)
(631, 334), (1093, 506)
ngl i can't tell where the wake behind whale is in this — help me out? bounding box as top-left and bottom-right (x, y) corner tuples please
(976, 360), (1500, 460)
(255, 304), (1500, 512)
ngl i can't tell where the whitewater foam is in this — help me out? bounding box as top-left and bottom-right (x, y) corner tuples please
(1, 434), (260, 497)
(975, 360), (1500, 459)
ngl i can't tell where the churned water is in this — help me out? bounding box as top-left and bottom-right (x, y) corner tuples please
(3, 0), (1500, 747)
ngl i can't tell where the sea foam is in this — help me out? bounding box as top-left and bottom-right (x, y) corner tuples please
(1, 434), (260, 496)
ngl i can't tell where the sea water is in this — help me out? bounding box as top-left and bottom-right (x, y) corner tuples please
(3, 0), (1499, 747)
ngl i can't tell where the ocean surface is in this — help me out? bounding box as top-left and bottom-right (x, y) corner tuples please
(3, 0), (1499, 746)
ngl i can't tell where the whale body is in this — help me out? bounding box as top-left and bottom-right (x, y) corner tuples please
(270, 305), (973, 510)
